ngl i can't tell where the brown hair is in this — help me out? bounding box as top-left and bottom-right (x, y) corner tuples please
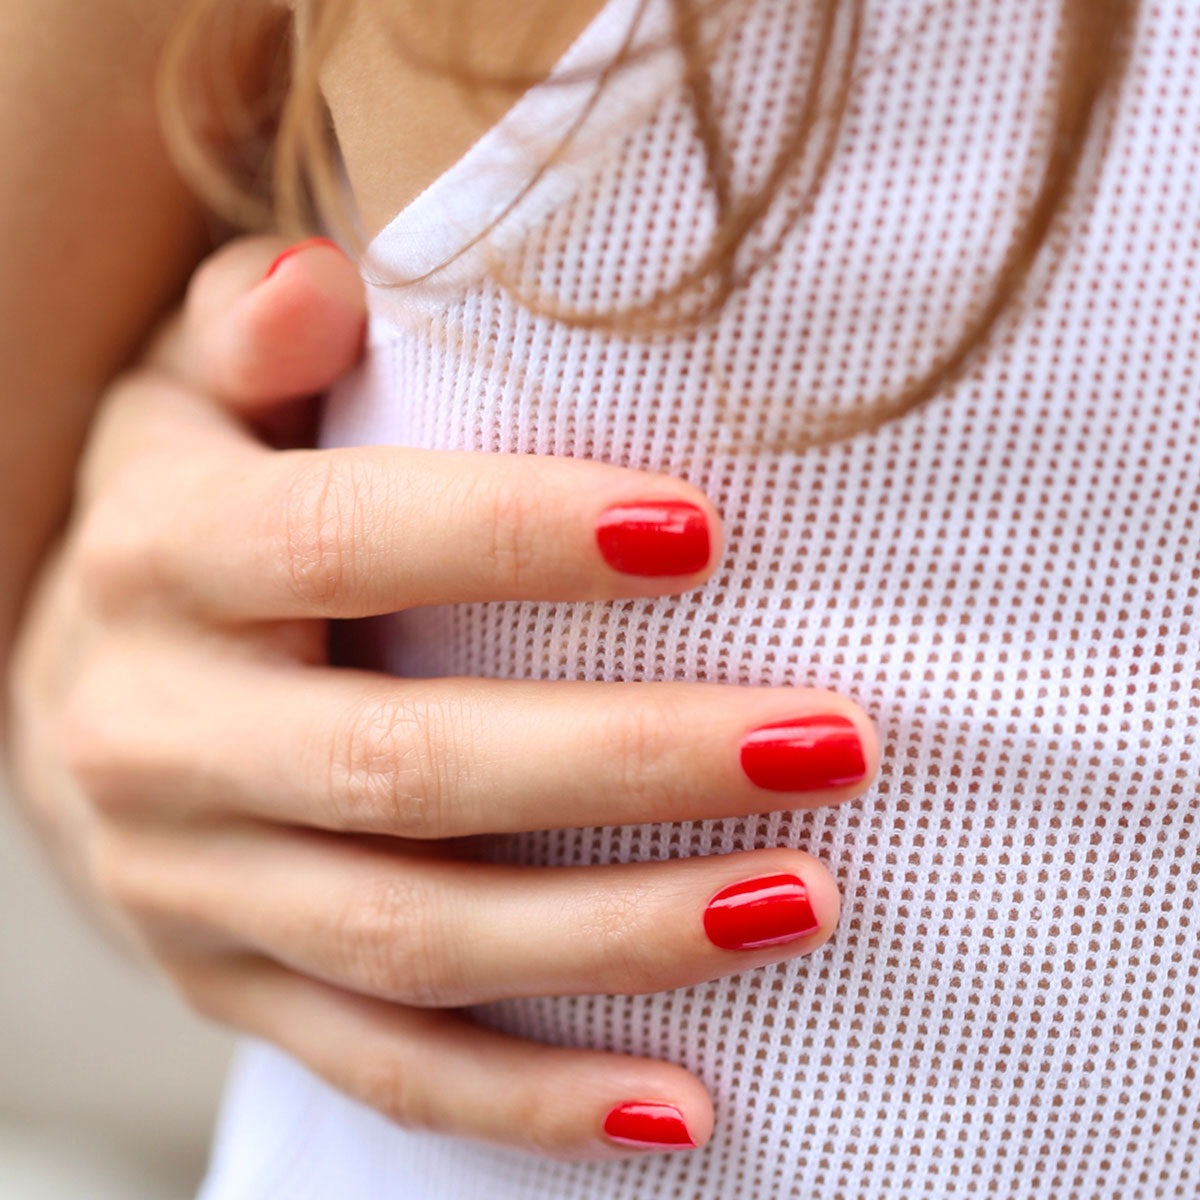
(158, 0), (1139, 447)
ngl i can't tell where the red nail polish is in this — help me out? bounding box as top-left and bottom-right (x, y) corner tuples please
(603, 1102), (697, 1149)
(594, 501), (711, 576)
(262, 237), (345, 281)
(703, 873), (819, 950)
(739, 714), (866, 791)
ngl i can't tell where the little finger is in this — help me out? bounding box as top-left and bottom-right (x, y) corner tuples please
(183, 954), (714, 1158)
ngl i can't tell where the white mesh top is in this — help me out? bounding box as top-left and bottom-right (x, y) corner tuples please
(200, 1), (1200, 1196)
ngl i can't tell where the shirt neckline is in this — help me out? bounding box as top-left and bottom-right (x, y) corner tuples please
(361, 0), (681, 321)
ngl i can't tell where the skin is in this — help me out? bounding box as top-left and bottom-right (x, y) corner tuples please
(322, 0), (611, 235)
(0, 0), (598, 663)
(3, 1), (882, 1159)
(0, 0), (209, 687)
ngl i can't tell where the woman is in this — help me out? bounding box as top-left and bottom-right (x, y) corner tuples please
(9, 0), (1196, 1197)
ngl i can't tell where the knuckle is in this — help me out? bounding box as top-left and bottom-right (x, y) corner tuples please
(328, 687), (483, 838)
(60, 660), (140, 814)
(327, 693), (460, 838)
(509, 1090), (578, 1157)
(466, 473), (541, 592)
(86, 829), (152, 918)
(349, 1053), (433, 1132)
(578, 883), (667, 996)
(170, 961), (229, 1025)
(72, 490), (156, 617)
(602, 696), (687, 819)
(360, 1073), (577, 1149)
(278, 453), (380, 610)
(73, 370), (155, 504)
(73, 390), (184, 616)
(335, 874), (459, 1006)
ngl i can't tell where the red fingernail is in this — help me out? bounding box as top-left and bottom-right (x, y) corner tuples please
(739, 714), (866, 791)
(603, 1102), (697, 1150)
(262, 237), (345, 281)
(703, 873), (819, 950)
(594, 501), (711, 576)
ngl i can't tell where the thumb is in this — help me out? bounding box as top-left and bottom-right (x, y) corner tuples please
(149, 235), (367, 419)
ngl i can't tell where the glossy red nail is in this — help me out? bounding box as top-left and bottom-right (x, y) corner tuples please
(603, 1102), (697, 1150)
(594, 501), (711, 576)
(262, 237), (345, 281)
(703, 873), (819, 950)
(739, 714), (866, 791)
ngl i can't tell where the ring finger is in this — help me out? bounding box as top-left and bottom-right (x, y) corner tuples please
(121, 827), (840, 1009)
(182, 954), (715, 1158)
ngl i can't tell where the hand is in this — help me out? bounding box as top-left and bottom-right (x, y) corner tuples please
(7, 236), (880, 1159)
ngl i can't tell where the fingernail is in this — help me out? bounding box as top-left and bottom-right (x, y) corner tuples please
(262, 237), (346, 281)
(703, 873), (819, 950)
(594, 501), (711, 576)
(739, 714), (866, 791)
(603, 1102), (697, 1150)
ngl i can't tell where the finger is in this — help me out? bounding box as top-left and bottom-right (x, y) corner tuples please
(103, 437), (725, 618)
(74, 364), (257, 515)
(121, 831), (840, 1009)
(147, 235), (367, 414)
(182, 955), (713, 1158)
(94, 658), (878, 836)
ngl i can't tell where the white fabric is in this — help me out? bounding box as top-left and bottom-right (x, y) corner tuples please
(201, 1), (1200, 1196)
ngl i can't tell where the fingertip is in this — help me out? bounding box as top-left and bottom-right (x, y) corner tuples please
(685, 488), (726, 583)
(668, 1069), (716, 1149)
(696, 490), (726, 569)
(256, 237), (367, 322)
(261, 237), (345, 282)
(592, 1065), (714, 1158)
(798, 692), (882, 799)
(699, 849), (842, 959)
(786, 850), (842, 946)
(164, 236), (367, 412)
(508, 1052), (714, 1162)
(848, 699), (882, 790)
(220, 240), (368, 407)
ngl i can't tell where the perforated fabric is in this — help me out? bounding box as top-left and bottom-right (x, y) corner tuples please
(200, 1), (1200, 1197)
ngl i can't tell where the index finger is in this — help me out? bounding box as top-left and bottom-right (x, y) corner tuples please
(153, 439), (724, 619)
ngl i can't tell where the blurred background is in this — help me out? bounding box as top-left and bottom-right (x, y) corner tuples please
(0, 789), (233, 1199)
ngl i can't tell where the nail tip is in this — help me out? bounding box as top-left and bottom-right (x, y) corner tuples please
(605, 1134), (699, 1151)
(262, 237), (347, 282)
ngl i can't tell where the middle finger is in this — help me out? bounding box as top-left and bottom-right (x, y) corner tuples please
(99, 658), (879, 837)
